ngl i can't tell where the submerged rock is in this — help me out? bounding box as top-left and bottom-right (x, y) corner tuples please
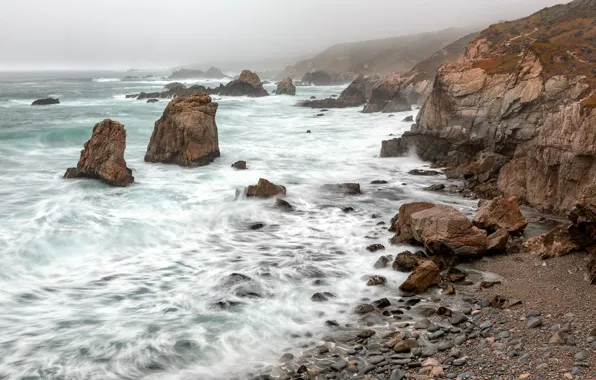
(32, 98), (59, 106)
(144, 93), (220, 166)
(64, 119), (134, 187)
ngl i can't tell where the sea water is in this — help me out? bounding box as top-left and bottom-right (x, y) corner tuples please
(0, 71), (476, 380)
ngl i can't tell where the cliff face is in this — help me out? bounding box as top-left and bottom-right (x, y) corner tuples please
(382, 0), (596, 215)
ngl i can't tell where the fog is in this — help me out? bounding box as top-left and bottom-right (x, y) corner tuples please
(0, 0), (569, 71)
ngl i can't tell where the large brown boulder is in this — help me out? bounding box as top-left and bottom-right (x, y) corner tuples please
(239, 70), (262, 88)
(276, 77), (296, 96)
(390, 202), (436, 244)
(523, 225), (578, 259)
(399, 260), (440, 293)
(486, 228), (509, 253)
(144, 93), (220, 166)
(473, 196), (528, 234)
(64, 119), (134, 187)
(245, 178), (286, 198)
(393, 203), (487, 258)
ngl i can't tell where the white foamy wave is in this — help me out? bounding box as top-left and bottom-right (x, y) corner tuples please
(92, 78), (121, 82)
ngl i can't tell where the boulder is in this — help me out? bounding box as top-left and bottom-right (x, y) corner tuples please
(390, 202), (436, 243)
(276, 77), (296, 96)
(523, 225), (578, 259)
(64, 119), (133, 187)
(239, 70), (262, 88)
(399, 260), (441, 293)
(392, 251), (426, 272)
(393, 203), (487, 258)
(32, 98), (59, 106)
(486, 228), (509, 253)
(232, 160), (247, 170)
(245, 178), (286, 198)
(473, 196), (528, 234)
(144, 93), (220, 166)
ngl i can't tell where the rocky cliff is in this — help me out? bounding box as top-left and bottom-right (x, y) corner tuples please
(381, 0), (596, 216)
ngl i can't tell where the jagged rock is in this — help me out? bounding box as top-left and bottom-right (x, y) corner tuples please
(390, 202), (436, 242)
(424, 184), (445, 192)
(244, 178), (286, 198)
(473, 196), (528, 234)
(399, 260), (441, 293)
(392, 203), (487, 258)
(232, 160), (247, 170)
(366, 244), (385, 252)
(144, 93), (220, 166)
(366, 275), (387, 286)
(64, 119), (133, 187)
(392, 251), (426, 272)
(379, 1), (596, 215)
(362, 74), (412, 113)
(409, 169), (440, 176)
(374, 256), (390, 269)
(403, 116), (414, 122)
(276, 77), (296, 95)
(523, 225), (577, 259)
(219, 70), (269, 97)
(128, 83), (218, 100)
(274, 198), (294, 211)
(32, 98), (59, 106)
(146, 98), (159, 103)
(487, 228), (509, 253)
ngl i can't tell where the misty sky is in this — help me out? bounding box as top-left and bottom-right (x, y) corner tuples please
(0, 0), (568, 71)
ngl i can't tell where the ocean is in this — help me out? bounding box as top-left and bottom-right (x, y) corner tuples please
(0, 71), (476, 380)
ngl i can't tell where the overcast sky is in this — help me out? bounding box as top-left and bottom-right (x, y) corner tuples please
(0, 0), (568, 71)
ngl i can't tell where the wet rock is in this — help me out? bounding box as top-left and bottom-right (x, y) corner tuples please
(366, 275), (387, 286)
(32, 97), (60, 106)
(316, 113), (324, 117)
(232, 160), (247, 170)
(424, 184), (445, 192)
(244, 178), (286, 198)
(393, 339), (419, 353)
(146, 98), (159, 103)
(392, 203), (487, 258)
(312, 292), (335, 302)
(450, 313), (468, 325)
(443, 268), (466, 282)
(402, 116), (414, 122)
(486, 228), (509, 253)
(322, 183), (362, 195)
(408, 169), (440, 176)
(64, 119), (134, 187)
(371, 180), (388, 184)
(372, 298), (391, 308)
(250, 223), (264, 230)
(306, 130), (311, 133)
(399, 260), (440, 293)
(414, 319), (431, 329)
(374, 256), (390, 269)
(276, 77), (296, 96)
(366, 244), (385, 252)
(219, 70), (269, 97)
(342, 207), (355, 213)
(330, 359), (347, 371)
(225, 273), (252, 284)
(145, 94), (220, 166)
(354, 304), (375, 314)
(473, 196), (528, 234)
(392, 250), (426, 272)
(274, 198), (294, 211)
(279, 353), (294, 362)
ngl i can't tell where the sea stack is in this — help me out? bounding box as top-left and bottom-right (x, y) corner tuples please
(276, 77), (296, 95)
(144, 93), (220, 166)
(219, 70), (269, 97)
(64, 119), (134, 187)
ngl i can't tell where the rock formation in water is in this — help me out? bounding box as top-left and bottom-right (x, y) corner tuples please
(31, 98), (60, 106)
(219, 70), (269, 97)
(126, 83), (218, 100)
(299, 75), (373, 108)
(276, 77), (296, 96)
(64, 119), (134, 186)
(144, 93), (220, 166)
(205, 67), (227, 79)
(244, 178), (286, 198)
(167, 68), (205, 80)
(380, 0), (596, 217)
(300, 70), (356, 86)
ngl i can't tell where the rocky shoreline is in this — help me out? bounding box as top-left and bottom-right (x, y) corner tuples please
(241, 173), (594, 380)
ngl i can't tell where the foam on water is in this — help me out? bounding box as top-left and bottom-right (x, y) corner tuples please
(0, 72), (475, 380)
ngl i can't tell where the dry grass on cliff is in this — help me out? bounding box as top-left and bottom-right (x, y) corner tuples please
(473, 0), (596, 88)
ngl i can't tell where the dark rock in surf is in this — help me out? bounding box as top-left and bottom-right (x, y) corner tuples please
(219, 70), (269, 97)
(32, 98), (59, 106)
(64, 119), (134, 187)
(244, 178), (286, 198)
(274, 198), (294, 211)
(232, 160), (247, 170)
(424, 184), (445, 191)
(146, 98), (159, 103)
(408, 169), (441, 176)
(402, 115), (414, 122)
(366, 244), (385, 252)
(374, 256), (390, 269)
(250, 223), (264, 230)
